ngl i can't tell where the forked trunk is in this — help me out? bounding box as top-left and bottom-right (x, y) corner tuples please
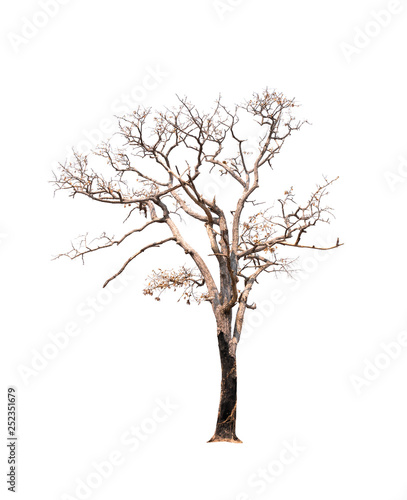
(208, 329), (242, 443)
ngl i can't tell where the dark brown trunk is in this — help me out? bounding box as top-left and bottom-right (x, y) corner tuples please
(208, 330), (242, 443)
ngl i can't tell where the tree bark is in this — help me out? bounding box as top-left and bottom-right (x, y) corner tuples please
(208, 329), (242, 443)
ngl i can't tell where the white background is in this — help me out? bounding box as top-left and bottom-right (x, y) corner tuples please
(1, 0), (407, 499)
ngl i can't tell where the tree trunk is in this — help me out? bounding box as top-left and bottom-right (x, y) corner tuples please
(208, 330), (242, 443)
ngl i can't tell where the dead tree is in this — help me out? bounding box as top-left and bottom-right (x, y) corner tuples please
(53, 90), (341, 443)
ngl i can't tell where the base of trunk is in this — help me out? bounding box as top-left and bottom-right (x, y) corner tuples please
(208, 330), (242, 444)
(207, 434), (242, 444)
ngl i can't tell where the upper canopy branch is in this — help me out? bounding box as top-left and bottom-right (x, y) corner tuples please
(237, 176), (339, 261)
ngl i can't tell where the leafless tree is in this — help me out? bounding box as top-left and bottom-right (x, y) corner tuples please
(53, 89), (341, 443)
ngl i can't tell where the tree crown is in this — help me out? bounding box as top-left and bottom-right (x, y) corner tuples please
(53, 89), (340, 326)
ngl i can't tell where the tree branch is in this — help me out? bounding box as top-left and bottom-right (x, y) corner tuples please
(103, 237), (176, 288)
